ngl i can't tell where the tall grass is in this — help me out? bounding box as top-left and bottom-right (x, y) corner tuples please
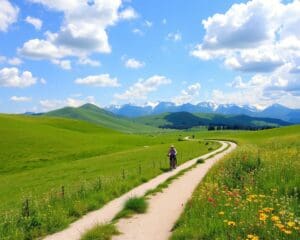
(171, 131), (300, 239)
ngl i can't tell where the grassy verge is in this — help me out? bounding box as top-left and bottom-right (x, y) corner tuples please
(171, 126), (300, 240)
(114, 197), (148, 220)
(80, 224), (119, 240)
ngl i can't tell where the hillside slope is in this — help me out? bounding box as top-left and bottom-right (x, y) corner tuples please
(44, 103), (159, 133)
(134, 112), (291, 129)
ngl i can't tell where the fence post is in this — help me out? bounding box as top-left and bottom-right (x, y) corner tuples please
(22, 198), (30, 217)
(122, 169), (125, 179)
(61, 186), (65, 198)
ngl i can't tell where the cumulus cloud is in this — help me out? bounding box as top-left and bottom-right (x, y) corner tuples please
(0, 67), (37, 88)
(25, 16), (42, 30)
(166, 31), (182, 42)
(174, 83), (201, 105)
(191, 0), (300, 73)
(221, 63), (300, 108)
(75, 74), (120, 87)
(124, 58), (145, 69)
(0, 0), (19, 32)
(20, 0), (138, 66)
(115, 75), (171, 101)
(10, 96), (32, 102)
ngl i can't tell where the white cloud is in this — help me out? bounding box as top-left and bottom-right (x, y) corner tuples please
(166, 32), (182, 42)
(0, 56), (22, 65)
(218, 63), (300, 108)
(0, 0), (19, 32)
(25, 16), (42, 30)
(191, 0), (300, 73)
(8, 57), (22, 66)
(124, 58), (145, 69)
(115, 75), (171, 101)
(19, 39), (71, 60)
(119, 7), (138, 20)
(174, 83), (201, 105)
(20, 0), (137, 66)
(40, 96), (97, 111)
(10, 96), (32, 102)
(162, 18), (167, 25)
(78, 57), (101, 67)
(52, 59), (71, 70)
(75, 74), (120, 87)
(0, 67), (37, 88)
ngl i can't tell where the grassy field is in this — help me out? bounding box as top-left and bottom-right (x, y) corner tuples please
(0, 114), (220, 240)
(171, 125), (300, 240)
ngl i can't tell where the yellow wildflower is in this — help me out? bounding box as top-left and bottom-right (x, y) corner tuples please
(271, 215), (280, 221)
(218, 211), (225, 215)
(227, 221), (236, 226)
(259, 213), (268, 221)
(247, 234), (259, 240)
(276, 223), (285, 230)
(284, 229), (292, 234)
(263, 207), (274, 213)
(287, 221), (295, 227)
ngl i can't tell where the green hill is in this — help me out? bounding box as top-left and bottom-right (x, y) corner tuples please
(44, 103), (159, 133)
(134, 112), (291, 130)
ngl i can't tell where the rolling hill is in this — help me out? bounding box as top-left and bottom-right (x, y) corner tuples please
(134, 112), (291, 130)
(44, 103), (159, 133)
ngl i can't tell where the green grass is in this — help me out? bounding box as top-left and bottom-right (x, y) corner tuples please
(114, 197), (148, 220)
(0, 114), (220, 239)
(80, 224), (119, 240)
(171, 125), (300, 240)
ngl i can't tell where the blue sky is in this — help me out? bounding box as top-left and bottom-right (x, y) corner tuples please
(0, 0), (300, 113)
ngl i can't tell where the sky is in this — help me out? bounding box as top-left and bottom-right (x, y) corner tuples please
(0, 0), (300, 113)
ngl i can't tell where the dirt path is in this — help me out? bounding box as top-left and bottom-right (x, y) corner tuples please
(113, 141), (236, 240)
(44, 141), (235, 240)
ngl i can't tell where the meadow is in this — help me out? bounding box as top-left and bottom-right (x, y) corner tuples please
(0, 114), (220, 239)
(171, 125), (300, 240)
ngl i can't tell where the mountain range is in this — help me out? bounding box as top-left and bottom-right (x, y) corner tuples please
(36, 103), (292, 132)
(105, 102), (300, 123)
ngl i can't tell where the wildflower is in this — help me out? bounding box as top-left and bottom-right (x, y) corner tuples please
(275, 223), (285, 230)
(218, 211), (225, 215)
(287, 221), (295, 227)
(247, 234), (259, 240)
(283, 229), (292, 234)
(263, 207), (274, 213)
(259, 213), (268, 221)
(227, 221), (236, 226)
(271, 215), (280, 221)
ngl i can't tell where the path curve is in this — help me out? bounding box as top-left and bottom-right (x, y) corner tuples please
(44, 141), (236, 240)
(112, 141), (236, 240)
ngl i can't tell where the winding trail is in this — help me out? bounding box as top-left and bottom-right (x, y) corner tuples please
(44, 141), (236, 240)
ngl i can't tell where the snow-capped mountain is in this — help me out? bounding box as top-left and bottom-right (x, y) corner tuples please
(105, 102), (300, 123)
